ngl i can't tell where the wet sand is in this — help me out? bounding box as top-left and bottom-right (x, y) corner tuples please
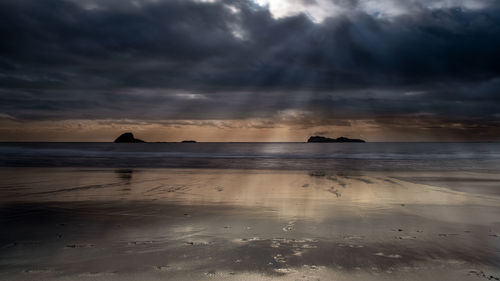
(1, 168), (499, 280)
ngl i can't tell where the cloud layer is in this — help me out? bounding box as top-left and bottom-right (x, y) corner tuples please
(0, 0), (499, 140)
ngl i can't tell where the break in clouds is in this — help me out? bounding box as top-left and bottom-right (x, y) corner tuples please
(0, 0), (500, 139)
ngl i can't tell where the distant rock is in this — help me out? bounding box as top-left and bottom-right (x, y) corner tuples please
(307, 136), (365, 143)
(181, 140), (197, 143)
(114, 132), (145, 143)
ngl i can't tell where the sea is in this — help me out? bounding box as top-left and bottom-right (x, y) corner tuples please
(1, 142), (499, 172)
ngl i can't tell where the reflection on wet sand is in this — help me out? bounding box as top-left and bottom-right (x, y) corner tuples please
(115, 169), (134, 181)
(0, 168), (500, 280)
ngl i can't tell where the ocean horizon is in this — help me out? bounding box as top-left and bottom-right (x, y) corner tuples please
(2, 142), (500, 172)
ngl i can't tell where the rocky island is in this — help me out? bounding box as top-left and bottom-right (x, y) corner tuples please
(114, 132), (146, 143)
(181, 140), (197, 143)
(307, 136), (365, 143)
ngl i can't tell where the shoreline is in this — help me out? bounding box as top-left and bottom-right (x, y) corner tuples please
(1, 167), (499, 280)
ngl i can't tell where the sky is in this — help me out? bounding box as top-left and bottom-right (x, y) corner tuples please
(0, 0), (499, 142)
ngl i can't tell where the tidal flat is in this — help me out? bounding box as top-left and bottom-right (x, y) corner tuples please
(1, 168), (499, 280)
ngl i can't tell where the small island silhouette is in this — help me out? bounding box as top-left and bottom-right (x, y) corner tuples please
(307, 136), (365, 143)
(181, 140), (197, 143)
(114, 132), (145, 143)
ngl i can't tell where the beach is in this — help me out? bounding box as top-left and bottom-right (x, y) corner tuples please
(1, 166), (499, 280)
(2, 0), (500, 278)
(2, 0), (499, 278)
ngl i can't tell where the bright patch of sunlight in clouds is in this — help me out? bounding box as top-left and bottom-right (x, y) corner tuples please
(252, 0), (493, 22)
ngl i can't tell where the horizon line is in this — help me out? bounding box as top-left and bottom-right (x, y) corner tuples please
(2, 141), (500, 144)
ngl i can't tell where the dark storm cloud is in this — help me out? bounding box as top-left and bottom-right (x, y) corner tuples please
(0, 0), (499, 128)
